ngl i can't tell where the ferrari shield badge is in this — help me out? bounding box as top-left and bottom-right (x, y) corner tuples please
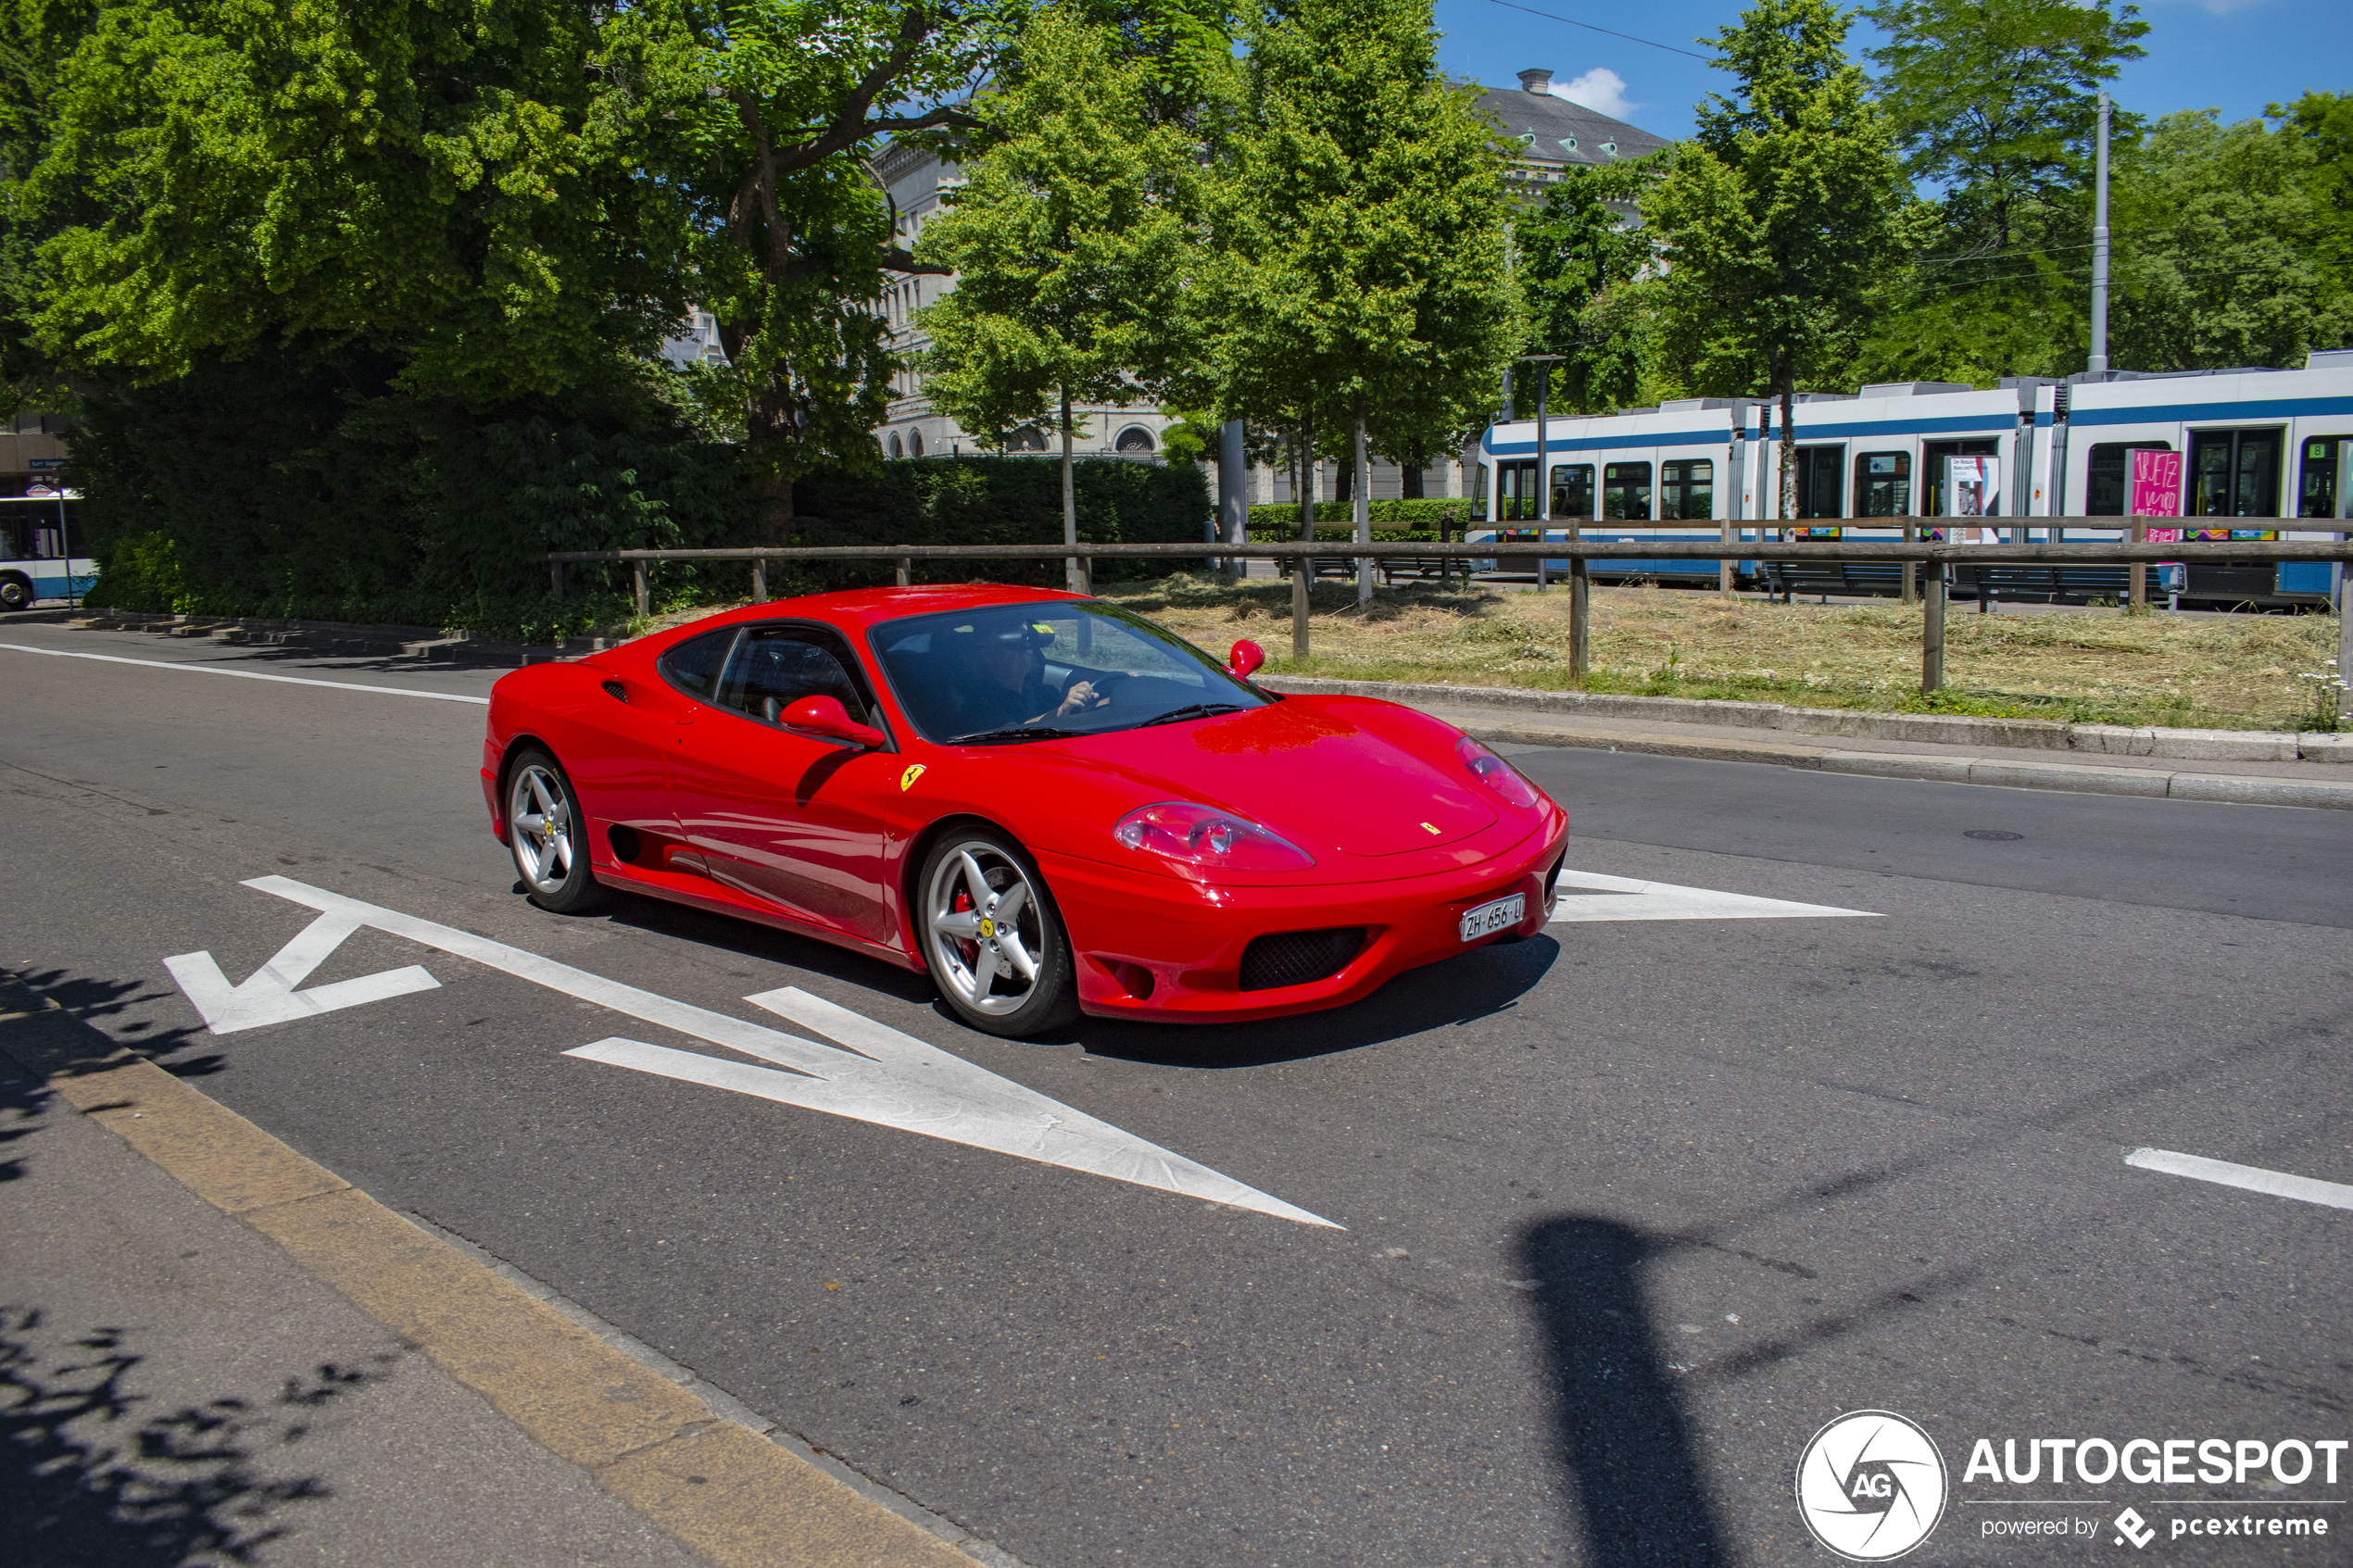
(900, 763), (928, 792)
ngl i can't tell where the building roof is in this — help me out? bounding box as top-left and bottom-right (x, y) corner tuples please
(1470, 70), (1670, 169)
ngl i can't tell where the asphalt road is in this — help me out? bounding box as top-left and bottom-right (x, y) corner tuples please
(4, 623), (2348, 1567)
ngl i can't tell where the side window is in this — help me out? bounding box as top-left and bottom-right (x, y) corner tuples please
(1855, 451), (1910, 517)
(1603, 462), (1652, 521)
(1658, 459), (1713, 521)
(717, 628), (871, 728)
(1549, 464), (1593, 520)
(659, 629), (736, 700)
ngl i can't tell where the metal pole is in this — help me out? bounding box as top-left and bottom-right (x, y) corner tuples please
(1922, 563), (1945, 691)
(2089, 92), (2110, 377)
(751, 558), (766, 603)
(58, 491), (74, 609)
(2129, 517), (2145, 608)
(1218, 418), (1249, 582)
(634, 559), (649, 620)
(1534, 364), (1549, 592)
(896, 551), (911, 588)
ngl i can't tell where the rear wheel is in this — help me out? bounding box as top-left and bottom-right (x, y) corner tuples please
(0, 575), (32, 613)
(507, 748), (605, 913)
(919, 828), (1079, 1037)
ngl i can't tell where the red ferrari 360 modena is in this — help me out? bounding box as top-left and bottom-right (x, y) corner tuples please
(481, 584), (1567, 1036)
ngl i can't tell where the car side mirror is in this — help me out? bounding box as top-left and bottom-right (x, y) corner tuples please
(779, 695), (887, 749)
(1227, 639), (1265, 681)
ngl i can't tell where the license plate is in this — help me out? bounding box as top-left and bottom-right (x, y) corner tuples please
(1459, 894), (1525, 943)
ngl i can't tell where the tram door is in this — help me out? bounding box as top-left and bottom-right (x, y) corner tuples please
(1793, 446), (1843, 519)
(1495, 459), (1540, 521)
(2188, 429), (2282, 517)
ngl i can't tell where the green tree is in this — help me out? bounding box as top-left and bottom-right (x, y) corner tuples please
(2108, 109), (2352, 370)
(1205, 0), (1516, 599)
(913, 5), (1202, 590)
(2272, 91), (2353, 306)
(1516, 156), (1666, 414)
(1648, 0), (1917, 518)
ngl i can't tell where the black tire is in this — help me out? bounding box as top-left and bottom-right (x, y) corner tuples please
(0, 575), (32, 613)
(917, 826), (1080, 1037)
(506, 746), (608, 913)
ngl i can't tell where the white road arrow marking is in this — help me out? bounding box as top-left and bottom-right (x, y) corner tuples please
(207, 877), (1338, 1229)
(1550, 868), (1879, 923)
(164, 909), (440, 1034)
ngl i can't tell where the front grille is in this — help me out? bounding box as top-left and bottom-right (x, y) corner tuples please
(1239, 928), (1366, 992)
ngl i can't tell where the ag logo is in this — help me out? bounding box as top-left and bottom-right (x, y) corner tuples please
(1795, 1410), (1948, 1561)
(900, 764), (927, 792)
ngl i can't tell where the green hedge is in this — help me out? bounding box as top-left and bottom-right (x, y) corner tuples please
(1246, 528), (1442, 544)
(1248, 499), (1478, 533)
(791, 457), (1214, 590)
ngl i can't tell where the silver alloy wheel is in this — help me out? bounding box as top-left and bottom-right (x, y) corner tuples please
(509, 762), (577, 896)
(925, 841), (1043, 1018)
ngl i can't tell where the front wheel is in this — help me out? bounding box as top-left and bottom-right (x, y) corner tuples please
(507, 747), (606, 913)
(0, 575), (32, 613)
(919, 829), (1079, 1037)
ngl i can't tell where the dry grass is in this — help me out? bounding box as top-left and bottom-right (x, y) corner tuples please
(1090, 573), (2347, 733)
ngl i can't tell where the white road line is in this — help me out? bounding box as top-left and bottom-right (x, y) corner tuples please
(1551, 869), (1879, 922)
(205, 877), (1338, 1229)
(0, 642), (491, 704)
(2126, 1148), (2353, 1211)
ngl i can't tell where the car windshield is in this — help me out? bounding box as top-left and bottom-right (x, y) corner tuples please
(871, 600), (1271, 744)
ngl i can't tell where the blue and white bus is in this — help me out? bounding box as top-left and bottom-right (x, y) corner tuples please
(1468, 356), (2353, 607)
(0, 491), (94, 611)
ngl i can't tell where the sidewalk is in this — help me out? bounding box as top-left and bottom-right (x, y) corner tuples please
(0, 976), (986, 1568)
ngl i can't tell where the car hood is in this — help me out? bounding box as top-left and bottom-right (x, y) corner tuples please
(1026, 696), (1496, 859)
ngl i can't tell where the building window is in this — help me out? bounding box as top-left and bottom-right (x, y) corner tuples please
(889, 433), (904, 459)
(909, 430), (925, 458)
(1008, 425), (1049, 453)
(1115, 425), (1156, 455)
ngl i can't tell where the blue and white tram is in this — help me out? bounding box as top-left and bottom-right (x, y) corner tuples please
(1467, 356), (2353, 607)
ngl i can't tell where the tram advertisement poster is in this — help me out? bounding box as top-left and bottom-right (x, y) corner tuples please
(1946, 456), (1999, 519)
(2130, 448), (2184, 521)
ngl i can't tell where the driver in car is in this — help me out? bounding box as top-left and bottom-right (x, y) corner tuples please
(964, 622), (1113, 732)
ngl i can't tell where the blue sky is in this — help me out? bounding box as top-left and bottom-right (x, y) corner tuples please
(1433, 0), (2345, 145)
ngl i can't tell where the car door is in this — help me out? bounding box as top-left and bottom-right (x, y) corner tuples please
(567, 628), (738, 871)
(662, 623), (901, 947)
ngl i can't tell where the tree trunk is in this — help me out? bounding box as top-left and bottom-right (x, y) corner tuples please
(746, 370), (799, 546)
(1402, 444), (1425, 499)
(1353, 394), (1372, 605)
(1061, 386), (1080, 594)
(1777, 358), (1798, 533)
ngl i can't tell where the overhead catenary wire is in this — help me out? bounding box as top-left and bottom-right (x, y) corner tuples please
(1479, 0), (1714, 62)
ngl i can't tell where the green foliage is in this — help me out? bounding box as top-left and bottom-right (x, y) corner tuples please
(1202, 0), (1516, 493)
(1516, 157), (1668, 414)
(1648, 0), (1916, 511)
(2274, 91), (2353, 297)
(791, 455), (1211, 589)
(1246, 500), (1475, 532)
(69, 347), (751, 633)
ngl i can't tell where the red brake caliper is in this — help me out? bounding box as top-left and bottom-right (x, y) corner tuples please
(951, 884), (979, 969)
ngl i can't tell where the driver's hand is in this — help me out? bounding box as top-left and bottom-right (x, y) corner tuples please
(1057, 681), (1101, 716)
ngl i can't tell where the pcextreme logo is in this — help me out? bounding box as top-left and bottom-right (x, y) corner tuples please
(1796, 1410), (1950, 1562)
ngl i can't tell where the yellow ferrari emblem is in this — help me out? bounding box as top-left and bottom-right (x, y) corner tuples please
(979, 918), (996, 939)
(1421, 822), (1441, 834)
(900, 764), (927, 792)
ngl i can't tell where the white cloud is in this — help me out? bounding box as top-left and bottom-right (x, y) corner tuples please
(1556, 68), (1640, 120)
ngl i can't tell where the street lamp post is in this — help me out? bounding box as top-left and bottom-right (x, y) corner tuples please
(1520, 355), (1565, 592)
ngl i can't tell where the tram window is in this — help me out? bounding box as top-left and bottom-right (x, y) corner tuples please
(1471, 462), (1490, 521)
(1549, 464), (1593, 521)
(1658, 459), (1713, 521)
(1602, 462), (1652, 521)
(1497, 458), (1540, 521)
(2086, 441), (2174, 516)
(1921, 438), (2000, 516)
(2296, 436), (2350, 519)
(1854, 451), (1910, 517)
(2190, 429), (2281, 518)
(1793, 446), (1843, 519)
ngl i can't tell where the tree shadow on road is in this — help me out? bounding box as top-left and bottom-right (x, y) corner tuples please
(1519, 1216), (1730, 1568)
(0, 1306), (396, 1567)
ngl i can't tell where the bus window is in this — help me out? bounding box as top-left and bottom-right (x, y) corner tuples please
(1603, 462), (1652, 521)
(2085, 441), (2173, 516)
(1658, 459), (1712, 521)
(0, 513), (21, 561)
(1549, 464), (1593, 521)
(2296, 436), (2350, 519)
(1793, 446), (1843, 518)
(1854, 451), (1909, 516)
(2189, 428), (2281, 517)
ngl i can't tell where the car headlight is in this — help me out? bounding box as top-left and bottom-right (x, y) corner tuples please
(1457, 736), (1542, 809)
(1113, 802), (1316, 872)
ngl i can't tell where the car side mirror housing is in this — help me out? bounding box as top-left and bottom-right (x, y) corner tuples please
(1228, 639), (1266, 681)
(779, 695), (887, 749)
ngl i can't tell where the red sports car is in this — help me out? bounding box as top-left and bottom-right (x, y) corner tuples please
(481, 585), (1567, 1036)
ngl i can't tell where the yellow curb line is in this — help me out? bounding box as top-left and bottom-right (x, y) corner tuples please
(0, 977), (974, 1568)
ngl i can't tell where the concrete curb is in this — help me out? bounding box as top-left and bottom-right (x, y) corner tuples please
(3, 608), (592, 668)
(1256, 674), (2352, 764)
(0, 975), (1013, 1568)
(1432, 715), (2353, 811)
